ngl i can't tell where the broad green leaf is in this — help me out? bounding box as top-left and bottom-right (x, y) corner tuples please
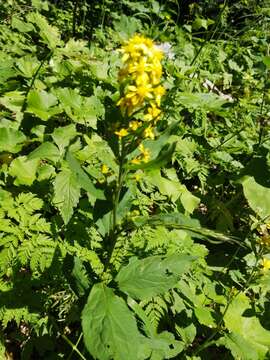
(66, 151), (105, 201)
(0, 91), (24, 113)
(37, 164), (55, 181)
(194, 306), (216, 327)
(82, 283), (142, 360)
(51, 124), (77, 156)
(241, 176), (270, 219)
(263, 56), (270, 69)
(27, 12), (61, 49)
(116, 254), (194, 300)
(177, 92), (228, 114)
(217, 332), (260, 360)
(223, 293), (270, 359)
(27, 90), (59, 121)
(53, 168), (81, 224)
(16, 55), (40, 78)
(9, 156), (39, 186)
(28, 142), (60, 162)
(0, 128), (26, 154)
(11, 17), (35, 32)
(55, 88), (104, 128)
(146, 170), (200, 212)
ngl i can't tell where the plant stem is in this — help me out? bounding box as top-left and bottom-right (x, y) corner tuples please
(104, 139), (127, 272)
(62, 334), (87, 360)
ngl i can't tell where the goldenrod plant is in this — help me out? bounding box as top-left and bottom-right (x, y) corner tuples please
(0, 1), (270, 359)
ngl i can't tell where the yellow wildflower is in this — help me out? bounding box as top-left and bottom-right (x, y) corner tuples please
(262, 258), (270, 271)
(101, 164), (109, 175)
(144, 104), (162, 122)
(117, 34), (165, 116)
(129, 120), (141, 131)
(144, 126), (155, 140)
(131, 158), (141, 165)
(115, 128), (129, 137)
(139, 144), (151, 162)
(153, 85), (166, 106)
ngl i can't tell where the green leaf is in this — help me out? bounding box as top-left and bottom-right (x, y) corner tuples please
(263, 56), (270, 69)
(27, 12), (61, 49)
(11, 17), (35, 32)
(55, 88), (104, 128)
(82, 283), (142, 360)
(9, 156), (39, 186)
(27, 90), (59, 121)
(116, 254), (194, 300)
(66, 151), (105, 201)
(28, 142), (60, 162)
(132, 213), (241, 246)
(194, 306), (216, 327)
(222, 293), (270, 359)
(177, 93), (228, 114)
(217, 332), (260, 360)
(0, 128), (26, 154)
(241, 176), (270, 219)
(51, 124), (77, 156)
(16, 55), (40, 78)
(53, 168), (81, 224)
(0, 91), (24, 113)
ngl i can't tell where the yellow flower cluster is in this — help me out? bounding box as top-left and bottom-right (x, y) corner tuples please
(115, 34), (166, 164)
(117, 34), (165, 118)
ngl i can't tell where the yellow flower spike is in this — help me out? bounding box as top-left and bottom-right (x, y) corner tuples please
(115, 128), (129, 138)
(101, 164), (109, 175)
(129, 120), (141, 131)
(117, 34), (165, 116)
(262, 258), (270, 271)
(144, 126), (155, 140)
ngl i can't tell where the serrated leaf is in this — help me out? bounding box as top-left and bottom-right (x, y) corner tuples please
(55, 88), (104, 128)
(51, 124), (77, 156)
(0, 91), (24, 113)
(82, 283), (142, 360)
(27, 12), (61, 49)
(66, 151), (105, 201)
(27, 90), (59, 121)
(241, 176), (270, 219)
(177, 92), (228, 114)
(0, 128), (26, 154)
(53, 168), (81, 224)
(223, 293), (270, 359)
(28, 142), (60, 162)
(116, 254), (194, 300)
(217, 332), (260, 360)
(9, 156), (39, 186)
(16, 55), (40, 78)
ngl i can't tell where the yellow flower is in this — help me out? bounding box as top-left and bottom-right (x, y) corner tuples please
(153, 85), (166, 106)
(262, 258), (270, 271)
(129, 120), (141, 131)
(101, 164), (109, 174)
(115, 128), (129, 137)
(117, 34), (165, 116)
(126, 84), (153, 107)
(139, 144), (151, 162)
(144, 126), (155, 139)
(144, 104), (161, 122)
(131, 158), (141, 165)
